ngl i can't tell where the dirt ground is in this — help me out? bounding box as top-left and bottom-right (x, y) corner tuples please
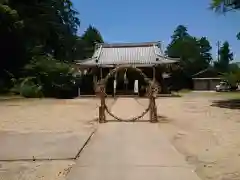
(0, 98), (117, 132)
(156, 92), (240, 180)
(0, 98), (115, 180)
(0, 93), (240, 180)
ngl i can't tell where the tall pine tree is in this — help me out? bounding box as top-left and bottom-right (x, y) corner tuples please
(166, 25), (212, 76)
(214, 41), (233, 72)
(166, 25), (212, 89)
(81, 25), (104, 59)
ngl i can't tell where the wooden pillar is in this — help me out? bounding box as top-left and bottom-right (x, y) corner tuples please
(124, 68), (128, 93)
(149, 84), (158, 123)
(149, 95), (153, 122)
(151, 96), (158, 123)
(99, 85), (106, 123)
(78, 87), (81, 97)
(152, 66), (156, 82)
(100, 67), (103, 79)
(114, 70), (117, 97)
(93, 75), (97, 94)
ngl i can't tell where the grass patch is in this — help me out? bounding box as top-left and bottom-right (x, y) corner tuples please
(179, 89), (192, 93)
(172, 89), (192, 96)
(214, 92), (240, 99)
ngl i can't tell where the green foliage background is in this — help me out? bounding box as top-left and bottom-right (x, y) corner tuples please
(0, 0), (239, 97)
(0, 0), (103, 97)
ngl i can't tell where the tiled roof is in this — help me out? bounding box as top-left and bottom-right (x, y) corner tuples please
(76, 42), (179, 67)
(236, 62), (240, 68)
(192, 67), (222, 78)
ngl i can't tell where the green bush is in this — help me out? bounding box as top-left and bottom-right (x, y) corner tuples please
(20, 83), (43, 98)
(222, 69), (240, 86)
(22, 55), (77, 98)
(9, 55), (78, 98)
(11, 77), (43, 98)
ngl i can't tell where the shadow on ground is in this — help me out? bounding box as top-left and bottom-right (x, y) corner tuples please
(211, 99), (240, 109)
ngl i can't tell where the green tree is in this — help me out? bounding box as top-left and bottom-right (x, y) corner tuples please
(211, 0), (240, 12)
(214, 41), (233, 72)
(18, 55), (77, 98)
(166, 25), (212, 89)
(210, 1), (240, 85)
(0, 0), (81, 78)
(81, 25), (104, 59)
(0, 2), (25, 90)
(0, 0), (104, 95)
(166, 25), (212, 75)
(222, 70), (240, 86)
(211, 0), (240, 39)
(198, 37), (212, 64)
(171, 25), (190, 40)
(9, 0), (80, 61)
(0, 2), (24, 70)
(165, 25), (190, 59)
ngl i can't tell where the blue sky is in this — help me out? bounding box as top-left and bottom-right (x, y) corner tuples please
(73, 0), (240, 61)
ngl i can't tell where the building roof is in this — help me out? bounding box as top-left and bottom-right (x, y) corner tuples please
(192, 67), (223, 79)
(235, 62), (240, 68)
(76, 42), (179, 67)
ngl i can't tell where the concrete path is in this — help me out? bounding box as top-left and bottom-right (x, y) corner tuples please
(106, 97), (150, 121)
(0, 131), (93, 160)
(67, 123), (200, 180)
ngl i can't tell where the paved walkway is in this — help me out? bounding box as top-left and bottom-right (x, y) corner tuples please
(0, 131), (93, 160)
(106, 97), (150, 121)
(67, 123), (200, 180)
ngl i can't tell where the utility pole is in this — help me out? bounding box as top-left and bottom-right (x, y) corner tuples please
(217, 41), (221, 62)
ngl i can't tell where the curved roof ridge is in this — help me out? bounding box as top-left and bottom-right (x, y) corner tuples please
(153, 44), (179, 62)
(76, 40), (179, 66)
(97, 41), (161, 48)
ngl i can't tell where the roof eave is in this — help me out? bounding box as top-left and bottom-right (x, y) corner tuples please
(193, 77), (222, 80)
(156, 55), (179, 64)
(99, 41), (161, 48)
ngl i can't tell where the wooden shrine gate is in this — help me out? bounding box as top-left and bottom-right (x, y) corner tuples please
(96, 66), (159, 123)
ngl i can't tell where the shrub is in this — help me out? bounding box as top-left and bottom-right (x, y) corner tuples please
(20, 83), (43, 98)
(222, 69), (240, 86)
(22, 55), (77, 98)
(11, 77), (43, 98)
